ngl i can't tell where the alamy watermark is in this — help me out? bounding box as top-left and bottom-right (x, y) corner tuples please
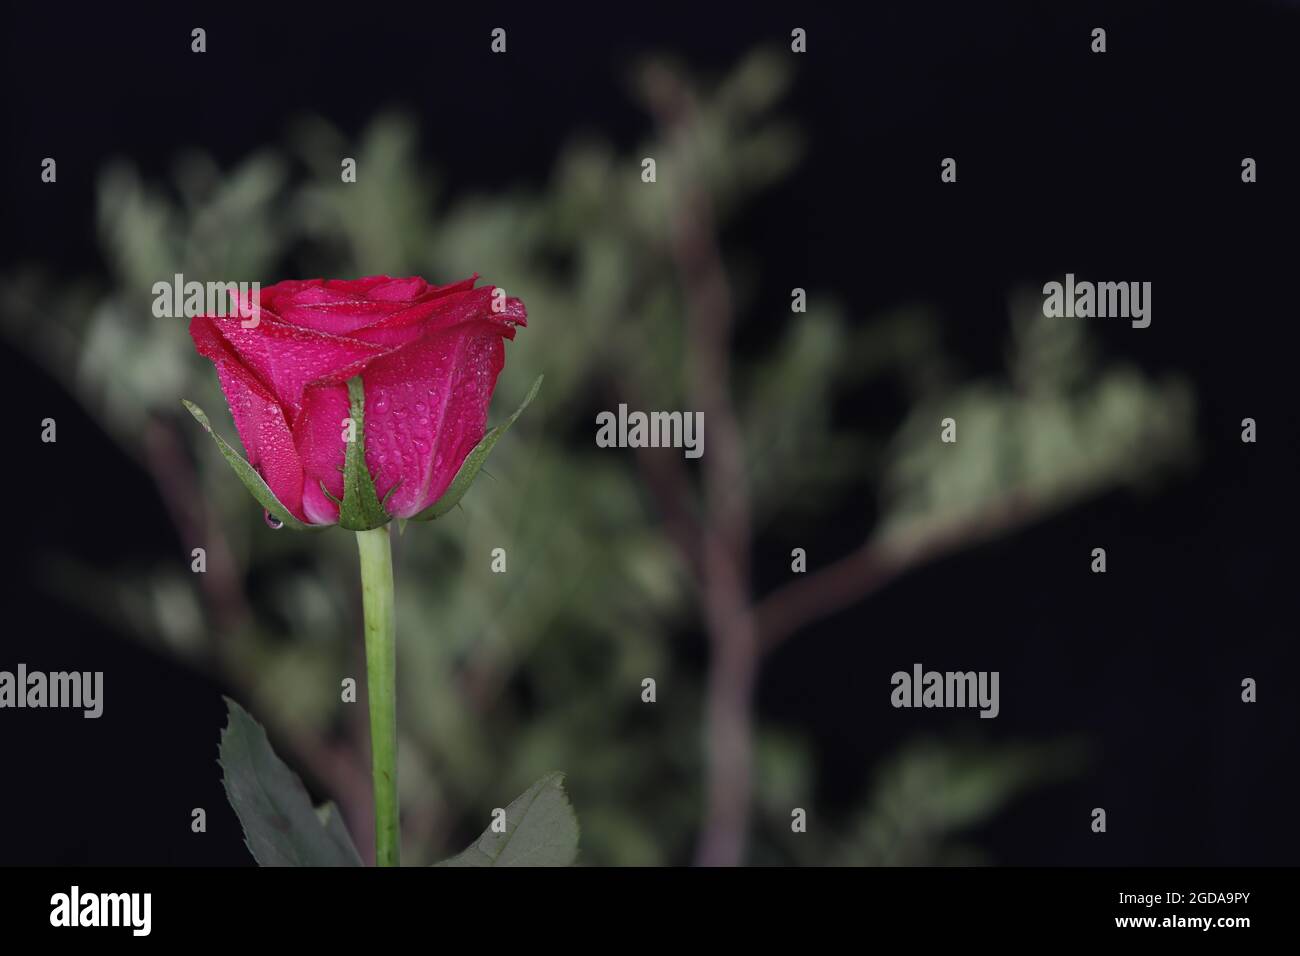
(890, 662), (999, 718)
(596, 404), (704, 459)
(50, 886), (150, 936)
(152, 273), (261, 327)
(1042, 273), (1151, 328)
(0, 664), (103, 718)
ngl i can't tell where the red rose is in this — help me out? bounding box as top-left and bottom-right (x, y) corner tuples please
(189, 275), (526, 525)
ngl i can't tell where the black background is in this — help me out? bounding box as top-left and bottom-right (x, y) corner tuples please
(1, 1), (1297, 866)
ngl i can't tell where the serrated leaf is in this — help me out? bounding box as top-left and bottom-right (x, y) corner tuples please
(183, 400), (313, 530)
(434, 770), (578, 867)
(338, 376), (391, 531)
(218, 697), (364, 866)
(411, 374), (543, 522)
(316, 801), (364, 860)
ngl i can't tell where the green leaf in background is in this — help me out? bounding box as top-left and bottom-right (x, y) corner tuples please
(435, 770), (578, 866)
(337, 376), (392, 531)
(411, 373), (543, 522)
(182, 400), (313, 531)
(219, 696), (364, 866)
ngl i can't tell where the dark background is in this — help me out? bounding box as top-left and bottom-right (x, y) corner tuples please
(1, 1), (1297, 865)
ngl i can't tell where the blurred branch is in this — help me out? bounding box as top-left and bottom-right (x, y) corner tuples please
(757, 362), (1193, 650)
(642, 62), (760, 868)
(755, 491), (1036, 651)
(614, 380), (704, 578)
(143, 417), (250, 634)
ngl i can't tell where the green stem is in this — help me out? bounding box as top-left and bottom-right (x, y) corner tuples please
(356, 525), (399, 867)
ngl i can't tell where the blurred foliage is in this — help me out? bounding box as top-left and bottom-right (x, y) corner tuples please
(834, 737), (1084, 866)
(0, 49), (1192, 865)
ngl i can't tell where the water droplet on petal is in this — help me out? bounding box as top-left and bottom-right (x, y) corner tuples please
(264, 510), (284, 530)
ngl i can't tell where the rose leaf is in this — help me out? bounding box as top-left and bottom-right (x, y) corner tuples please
(433, 770), (578, 867)
(218, 696), (364, 866)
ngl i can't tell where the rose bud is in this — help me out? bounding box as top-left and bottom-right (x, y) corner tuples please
(185, 275), (535, 530)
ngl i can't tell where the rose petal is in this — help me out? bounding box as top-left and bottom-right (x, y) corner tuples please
(200, 315), (391, 418)
(360, 322), (508, 517)
(366, 277), (430, 301)
(190, 277), (526, 528)
(418, 330), (509, 511)
(191, 317), (308, 522)
(351, 285), (523, 348)
(293, 384), (350, 525)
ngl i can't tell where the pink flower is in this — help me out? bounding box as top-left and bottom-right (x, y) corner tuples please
(190, 275), (526, 525)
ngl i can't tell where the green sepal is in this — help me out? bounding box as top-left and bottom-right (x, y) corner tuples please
(337, 376), (392, 531)
(410, 373), (542, 522)
(319, 481), (341, 507)
(182, 400), (313, 531)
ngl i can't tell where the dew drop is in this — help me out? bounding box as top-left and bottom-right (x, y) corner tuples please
(264, 510), (285, 530)
(373, 396), (390, 414)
